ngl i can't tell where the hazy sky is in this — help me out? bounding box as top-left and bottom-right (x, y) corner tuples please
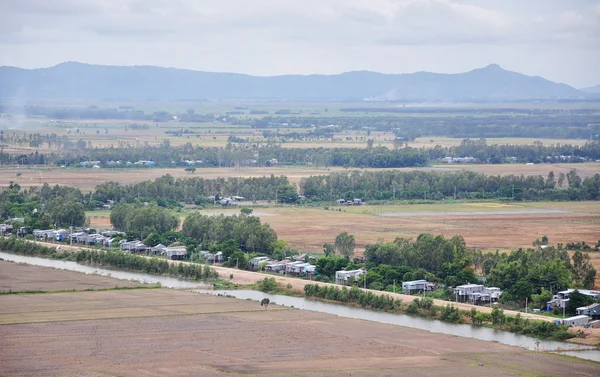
(1, 0), (599, 87)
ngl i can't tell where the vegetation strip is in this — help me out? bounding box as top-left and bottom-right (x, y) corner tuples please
(0, 285), (161, 295)
(303, 283), (575, 341)
(0, 238), (218, 280)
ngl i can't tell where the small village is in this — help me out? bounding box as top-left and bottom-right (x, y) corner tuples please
(4, 223), (599, 330)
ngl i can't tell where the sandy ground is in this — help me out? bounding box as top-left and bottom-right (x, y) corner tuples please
(1, 162), (598, 191)
(0, 261), (141, 292)
(1, 287), (599, 377)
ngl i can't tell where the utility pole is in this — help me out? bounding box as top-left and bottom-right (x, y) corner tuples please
(525, 297), (528, 314)
(393, 279), (396, 293)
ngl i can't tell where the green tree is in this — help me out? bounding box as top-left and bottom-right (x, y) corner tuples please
(335, 232), (355, 259)
(572, 250), (597, 289)
(566, 290), (593, 316)
(46, 197), (86, 227)
(531, 288), (553, 310)
(276, 184), (298, 203)
(323, 243), (335, 257)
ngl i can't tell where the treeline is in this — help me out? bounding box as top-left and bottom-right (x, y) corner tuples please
(94, 174), (290, 204)
(0, 237), (218, 280)
(300, 169), (600, 201)
(303, 284), (573, 340)
(432, 139), (600, 163)
(0, 182), (87, 228)
(245, 113), (600, 140)
(2, 136), (600, 168)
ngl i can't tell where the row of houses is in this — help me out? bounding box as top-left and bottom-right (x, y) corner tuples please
(453, 284), (503, 304)
(249, 257), (316, 276)
(335, 269), (365, 285)
(79, 160), (156, 168)
(336, 198), (363, 205)
(118, 240), (189, 260)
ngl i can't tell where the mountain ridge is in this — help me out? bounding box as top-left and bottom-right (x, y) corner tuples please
(0, 62), (585, 101)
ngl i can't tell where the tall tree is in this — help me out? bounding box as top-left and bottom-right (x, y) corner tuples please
(334, 232), (355, 259)
(572, 250), (597, 289)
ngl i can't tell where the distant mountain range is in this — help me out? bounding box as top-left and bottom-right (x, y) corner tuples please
(580, 84), (600, 94)
(0, 62), (591, 101)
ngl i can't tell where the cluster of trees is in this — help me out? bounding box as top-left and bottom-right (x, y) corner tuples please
(432, 139), (600, 164)
(110, 203), (180, 240)
(315, 234), (475, 289)
(300, 169), (600, 201)
(0, 131), (71, 149)
(479, 246), (597, 305)
(0, 183), (87, 229)
(182, 213), (277, 256)
(94, 174), (291, 204)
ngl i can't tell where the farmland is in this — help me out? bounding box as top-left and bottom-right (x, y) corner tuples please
(1, 162), (599, 191)
(0, 261), (141, 292)
(161, 201), (600, 253)
(0, 265), (598, 376)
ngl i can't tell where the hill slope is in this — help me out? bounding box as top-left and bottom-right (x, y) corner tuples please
(0, 62), (583, 101)
(580, 84), (600, 94)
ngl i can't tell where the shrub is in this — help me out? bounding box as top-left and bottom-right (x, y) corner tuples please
(256, 277), (278, 292)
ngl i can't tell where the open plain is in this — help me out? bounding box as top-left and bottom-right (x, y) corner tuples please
(1, 264), (599, 376)
(192, 201), (600, 253)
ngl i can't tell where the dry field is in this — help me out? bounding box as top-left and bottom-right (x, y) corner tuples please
(1, 281), (598, 376)
(195, 201), (600, 253)
(1, 118), (592, 150)
(1, 162), (598, 191)
(0, 261), (141, 292)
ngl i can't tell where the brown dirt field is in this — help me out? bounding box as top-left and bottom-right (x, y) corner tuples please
(1, 162), (598, 191)
(0, 261), (141, 292)
(0, 289), (287, 325)
(196, 203), (600, 254)
(1, 289), (598, 377)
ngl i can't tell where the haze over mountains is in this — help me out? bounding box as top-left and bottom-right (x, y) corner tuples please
(0, 62), (592, 102)
(580, 84), (600, 94)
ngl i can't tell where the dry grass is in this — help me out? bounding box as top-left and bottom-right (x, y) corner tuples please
(195, 201), (600, 254)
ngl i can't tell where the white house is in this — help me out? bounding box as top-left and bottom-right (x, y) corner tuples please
(335, 269), (364, 285)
